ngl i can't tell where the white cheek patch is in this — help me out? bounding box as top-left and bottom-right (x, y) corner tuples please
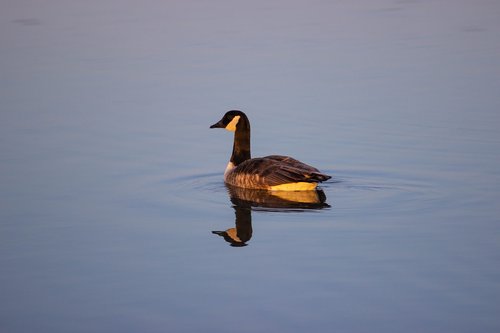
(225, 115), (240, 132)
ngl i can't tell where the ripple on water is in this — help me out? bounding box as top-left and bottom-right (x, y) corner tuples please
(165, 167), (442, 218)
(326, 168), (442, 217)
(165, 172), (229, 208)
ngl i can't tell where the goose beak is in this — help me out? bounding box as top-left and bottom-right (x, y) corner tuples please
(210, 119), (224, 128)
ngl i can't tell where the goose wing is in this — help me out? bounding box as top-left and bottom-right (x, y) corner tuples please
(235, 155), (331, 186)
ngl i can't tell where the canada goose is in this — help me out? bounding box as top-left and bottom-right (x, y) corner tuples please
(210, 110), (331, 191)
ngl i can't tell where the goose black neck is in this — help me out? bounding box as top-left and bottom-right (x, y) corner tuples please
(230, 119), (251, 166)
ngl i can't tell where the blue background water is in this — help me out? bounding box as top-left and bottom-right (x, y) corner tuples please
(1, 1), (500, 332)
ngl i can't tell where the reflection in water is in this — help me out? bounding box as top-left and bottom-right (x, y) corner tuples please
(212, 205), (253, 247)
(212, 185), (330, 247)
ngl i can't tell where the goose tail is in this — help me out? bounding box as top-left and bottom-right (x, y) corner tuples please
(309, 172), (331, 183)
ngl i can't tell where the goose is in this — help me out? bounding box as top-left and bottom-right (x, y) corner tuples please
(210, 110), (331, 191)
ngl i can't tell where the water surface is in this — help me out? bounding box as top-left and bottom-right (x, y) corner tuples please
(1, 1), (500, 332)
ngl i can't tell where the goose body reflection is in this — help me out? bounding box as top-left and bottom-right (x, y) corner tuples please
(212, 184), (329, 247)
(210, 110), (331, 191)
(226, 184), (330, 211)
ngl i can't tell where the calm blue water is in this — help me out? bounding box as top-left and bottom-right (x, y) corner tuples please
(1, 1), (500, 332)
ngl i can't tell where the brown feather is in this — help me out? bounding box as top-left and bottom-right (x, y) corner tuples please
(225, 155), (331, 190)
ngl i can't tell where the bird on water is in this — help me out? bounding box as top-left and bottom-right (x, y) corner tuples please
(210, 110), (331, 191)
